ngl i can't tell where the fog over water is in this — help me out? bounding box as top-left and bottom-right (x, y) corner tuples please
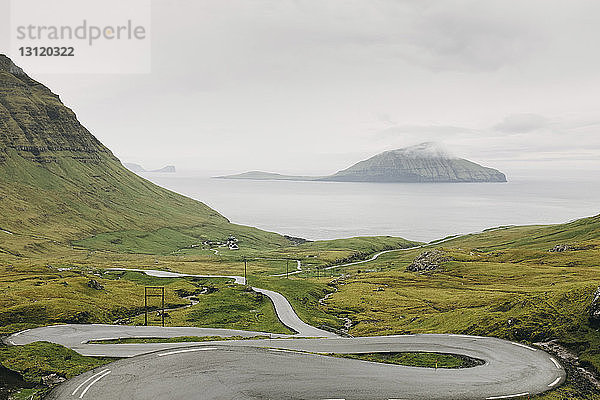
(140, 172), (600, 242)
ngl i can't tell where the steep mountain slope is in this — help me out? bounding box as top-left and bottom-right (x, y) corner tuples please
(322, 142), (507, 183)
(0, 55), (289, 251)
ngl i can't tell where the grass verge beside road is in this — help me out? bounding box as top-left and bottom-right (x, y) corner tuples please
(0, 341), (114, 400)
(88, 335), (270, 344)
(332, 352), (483, 369)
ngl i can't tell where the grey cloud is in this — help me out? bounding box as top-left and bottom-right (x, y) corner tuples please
(396, 2), (543, 72)
(369, 114), (600, 165)
(9, 0), (600, 175)
(493, 114), (549, 134)
(147, 0), (549, 85)
(374, 125), (475, 139)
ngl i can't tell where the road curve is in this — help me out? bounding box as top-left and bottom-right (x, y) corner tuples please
(5, 324), (292, 357)
(5, 261), (566, 399)
(322, 246), (422, 271)
(269, 247), (422, 277)
(252, 287), (335, 337)
(31, 333), (565, 400)
(105, 268), (336, 338)
(302, 226), (514, 274)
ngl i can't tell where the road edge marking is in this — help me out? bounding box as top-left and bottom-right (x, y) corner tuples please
(78, 370), (111, 398)
(549, 357), (561, 369)
(511, 342), (536, 351)
(71, 369), (110, 396)
(157, 347), (218, 357)
(548, 377), (561, 387)
(269, 348), (299, 353)
(486, 393), (529, 399)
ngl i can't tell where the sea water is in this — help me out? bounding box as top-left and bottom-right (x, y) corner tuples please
(140, 172), (600, 242)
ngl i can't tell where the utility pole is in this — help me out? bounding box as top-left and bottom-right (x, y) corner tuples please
(144, 287), (147, 326)
(286, 259), (289, 279)
(161, 286), (165, 328)
(244, 257), (247, 285)
(144, 286), (165, 327)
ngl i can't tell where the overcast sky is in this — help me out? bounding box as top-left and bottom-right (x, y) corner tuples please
(2, 0), (600, 177)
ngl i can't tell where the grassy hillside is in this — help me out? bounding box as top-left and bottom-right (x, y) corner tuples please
(0, 54), (290, 257)
(0, 265), (297, 336)
(0, 146), (293, 255)
(321, 214), (600, 398)
(445, 214), (600, 251)
(0, 149), (288, 247)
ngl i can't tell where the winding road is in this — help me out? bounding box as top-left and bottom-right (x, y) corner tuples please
(270, 232), (471, 277)
(104, 268), (335, 338)
(9, 328), (565, 400)
(5, 245), (566, 399)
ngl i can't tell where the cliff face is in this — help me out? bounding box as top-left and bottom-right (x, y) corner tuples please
(0, 55), (114, 163)
(322, 143), (507, 183)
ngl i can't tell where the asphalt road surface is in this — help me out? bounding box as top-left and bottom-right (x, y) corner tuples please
(44, 335), (564, 400)
(5, 266), (566, 399)
(8, 326), (564, 399)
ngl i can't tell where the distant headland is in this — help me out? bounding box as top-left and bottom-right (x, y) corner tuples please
(217, 142), (507, 183)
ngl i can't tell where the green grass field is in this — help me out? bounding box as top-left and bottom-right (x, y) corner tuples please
(2, 216), (600, 398)
(88, 335), (270, 344)
(130, 284), (293, 334)
(317, 215), (600, 398)
(332, 351), (483, 369)
(0, 341), (113, 400)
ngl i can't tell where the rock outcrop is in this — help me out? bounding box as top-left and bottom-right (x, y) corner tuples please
(406, 249), (453, 272)
(87, 279), (104, 290)
(549, 243), (593, 252)
(42, 373), (66, 386)
(536, 340), (600, 392)
(550, 244), (575, 252)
